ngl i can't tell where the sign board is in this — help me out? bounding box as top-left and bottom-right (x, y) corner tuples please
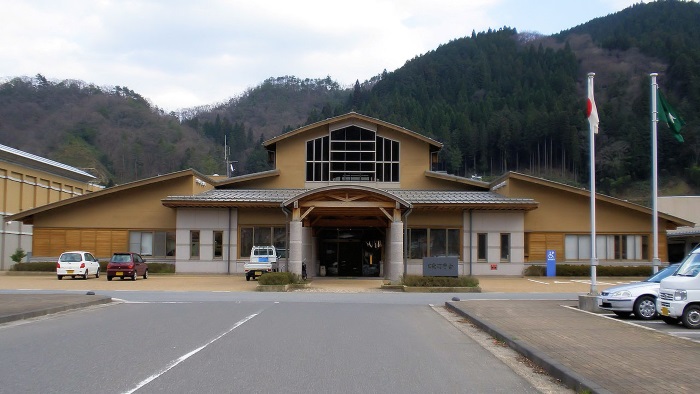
(423, 256), (458, 277)
(546, 250), (556, 277)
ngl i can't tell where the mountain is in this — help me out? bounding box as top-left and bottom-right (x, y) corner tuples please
(0, 0), (698, 200)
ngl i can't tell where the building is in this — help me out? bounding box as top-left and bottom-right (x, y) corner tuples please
(658, 196), (700, 261)
(7, 113), (692, 279)
(0, 144), (102, 269)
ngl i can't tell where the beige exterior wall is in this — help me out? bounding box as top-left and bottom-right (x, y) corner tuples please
(500, 176), (666, 262)
(24, 173), (211, 261)
(0, 160), (101, 269)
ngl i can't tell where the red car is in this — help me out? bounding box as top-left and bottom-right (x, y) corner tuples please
(107, 252), (148, 281)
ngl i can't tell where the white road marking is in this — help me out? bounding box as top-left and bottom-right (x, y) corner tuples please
(123, 313), (259, 394)
(527, 279), (549, 285)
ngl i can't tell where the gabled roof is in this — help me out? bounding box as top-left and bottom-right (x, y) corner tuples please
(262, 112), (443, 150)
(0, 143), (96, 182)
(8, 169), (214, 223)
(493, 171), (694, 227)
(424, 170), (490, 189)
(215, 169), (280, 188)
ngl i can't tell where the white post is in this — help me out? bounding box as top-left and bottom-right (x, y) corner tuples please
(650, 73), (660, 274)
(588, 73), (598, 295)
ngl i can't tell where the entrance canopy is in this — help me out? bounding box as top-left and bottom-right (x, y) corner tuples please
(282, 185), (411, 228)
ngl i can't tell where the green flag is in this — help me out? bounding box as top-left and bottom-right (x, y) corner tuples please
(657, 90), (685, 142)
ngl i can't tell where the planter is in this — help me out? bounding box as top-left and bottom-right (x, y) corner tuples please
(402, 286), (482, 293)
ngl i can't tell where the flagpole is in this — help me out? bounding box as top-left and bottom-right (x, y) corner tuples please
(588, 72), (598, 295)
(650, 73), (660, 274)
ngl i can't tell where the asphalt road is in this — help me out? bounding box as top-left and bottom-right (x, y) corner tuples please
(0, 292), (555, 394)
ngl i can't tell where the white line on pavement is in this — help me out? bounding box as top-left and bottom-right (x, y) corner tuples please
(123, 313), (259, 394)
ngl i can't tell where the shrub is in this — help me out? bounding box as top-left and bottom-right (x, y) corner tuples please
(523, 264), (654, 277)
(10, 248), (27, 263)
(401, 275), (479, 287)
(257, 272), (303, 285)
(10, 262), (55, 271)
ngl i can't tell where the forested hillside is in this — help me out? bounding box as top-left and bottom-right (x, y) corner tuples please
(0, 0), (698, 201)
(346, 0), (700, 200)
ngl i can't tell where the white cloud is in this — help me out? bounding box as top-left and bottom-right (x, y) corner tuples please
(0, 0), (649, 111)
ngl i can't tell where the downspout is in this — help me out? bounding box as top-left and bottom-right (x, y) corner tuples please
(227, 207), (231, 275)
(402, 207), (412, 277)
(469, 210), (473, 276)
(282, 206), (291, 273)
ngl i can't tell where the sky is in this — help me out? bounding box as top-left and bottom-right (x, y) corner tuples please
(1, 0), (644, 112)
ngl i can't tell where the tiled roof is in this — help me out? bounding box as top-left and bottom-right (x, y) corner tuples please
(668, 226), (700, 237)
(163, 188), (536, 207)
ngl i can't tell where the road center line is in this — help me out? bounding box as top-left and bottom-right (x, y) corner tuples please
(123, 312), (259, 394)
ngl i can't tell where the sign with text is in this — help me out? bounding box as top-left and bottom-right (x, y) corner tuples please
(423, 256), (458, 277)
(546, 250), (556, 277)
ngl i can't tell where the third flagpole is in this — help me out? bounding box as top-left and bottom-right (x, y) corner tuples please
(650, 73), (660, 274)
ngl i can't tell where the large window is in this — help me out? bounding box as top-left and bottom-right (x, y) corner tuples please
(408, 228), (460, 258)
(305, 125), (399, 182)
(129, 231), (175, 257)
(565, 234), (649, 260)
(240, 226), (287, 258)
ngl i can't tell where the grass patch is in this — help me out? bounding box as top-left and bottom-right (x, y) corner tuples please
(401, 275), (479, 287)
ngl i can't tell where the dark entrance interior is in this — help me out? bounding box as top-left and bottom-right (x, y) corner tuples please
(317, 228), (383, 277)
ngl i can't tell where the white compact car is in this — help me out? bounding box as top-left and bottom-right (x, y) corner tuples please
(56, 251), (100, 280)
(598, 263), (679, 320)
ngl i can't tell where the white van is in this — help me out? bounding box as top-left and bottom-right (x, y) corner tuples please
(657, 246), (700, 328)
(244, 246), (278, 281)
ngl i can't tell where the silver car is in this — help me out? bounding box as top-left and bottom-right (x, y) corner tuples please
(598, 264), (680, 320)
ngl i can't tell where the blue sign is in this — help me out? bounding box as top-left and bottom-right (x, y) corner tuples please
(546, 250), (556, 277)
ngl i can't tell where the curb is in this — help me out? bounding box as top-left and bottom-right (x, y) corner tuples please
(0, 295), (113, 324)
(444, 301), (612, 394)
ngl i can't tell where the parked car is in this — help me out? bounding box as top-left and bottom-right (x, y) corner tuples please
(598, 263), (680, 320)
(56, 251), (100, 280)
(244, 246), (278, 281)
(107, 252), (148, 281)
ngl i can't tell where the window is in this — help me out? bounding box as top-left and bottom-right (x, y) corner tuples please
(408, 228), (428, 259)
(129, 231), (175, 257)
(409, 228), (460, 258)
(305, 125), (400, 182)
(214, 231), (223, 258)
(190, 231), (200, 258)
(500, 233), (510, 261)
(565, 234), (648, 260)
(477, 233), (487, 260)
(240, 226), (287, 258)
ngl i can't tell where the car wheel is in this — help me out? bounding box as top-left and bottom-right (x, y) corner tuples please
(95, 269), (100, 279)
(681, 305), (700, 329)
(132, 271), (137, 281)
(633, 295), (657, 320)
(661, 316), (680, 325)
(613, 311), (632, 318)
(107, 276), (113, 281)
(143, 269), (148, 279)
(83, 270), (89, 280)
(57, 275), (63, 280)
(246, 275), (251, 281)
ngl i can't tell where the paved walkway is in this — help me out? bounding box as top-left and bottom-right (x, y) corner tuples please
(2, 273), (698, 393)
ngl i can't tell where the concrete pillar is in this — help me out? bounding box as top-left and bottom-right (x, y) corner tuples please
(389, 220), (404, 283)
(289, 220), (302, 275)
